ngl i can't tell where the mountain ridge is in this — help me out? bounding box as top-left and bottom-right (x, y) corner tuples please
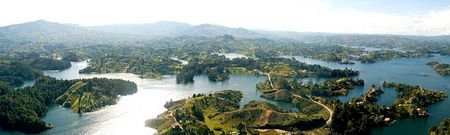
(1, 20), (450, 46)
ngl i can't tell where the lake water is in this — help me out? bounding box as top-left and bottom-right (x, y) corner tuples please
(285, 55), (450, 135)
(1, 54), (449, 135)
(1, 60), (297, 135)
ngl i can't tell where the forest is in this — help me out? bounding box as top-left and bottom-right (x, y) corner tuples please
(0, 20), (450, 134)
(1, 33), (441, 82)
(0, 60), (42, 86)
(0, 77), (137, 133)
(147, 90), (327, 135)
(429, 118), (450, 135)
(427, 61), (450, 75)
(256, 77), (364, 99)
(330, 82), (447, 134)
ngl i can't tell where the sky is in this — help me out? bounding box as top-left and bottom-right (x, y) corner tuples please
(1, 0), (450, 35)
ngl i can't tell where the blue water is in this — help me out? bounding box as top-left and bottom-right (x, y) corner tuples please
(1, 60), (297, 135)
(286, 55), (450, 135)
(1, 54), (449, 135)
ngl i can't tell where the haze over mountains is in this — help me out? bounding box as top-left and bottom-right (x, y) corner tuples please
(0, 20), (268, 42)
(1, 20), (450, 46)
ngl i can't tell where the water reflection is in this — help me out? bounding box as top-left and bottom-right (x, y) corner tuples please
(37, 60), (297, 135)
(2, 54), (450, 135)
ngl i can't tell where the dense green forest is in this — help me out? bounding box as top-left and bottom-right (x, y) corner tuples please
(176, 55), (359, 83)
(1, 30), (446, 83)
(55, 78), (137, 113)
(0, 77), (73, 133)
(429, 118), (450, 135)
(11, 43), (360, 82)
(331, 82), (447, 134)
(23, 57), (71, 70)
(0, 60), (42, 86)
(256, 77), (364, 99)
(427, 61), (450, 75)
(147, 90), (326, 135)
(1, 20), (450, 134)
(0, 77), (137, 133)
(1, 30), (446, 85)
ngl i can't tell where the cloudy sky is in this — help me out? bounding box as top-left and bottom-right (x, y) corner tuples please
(1, 0), (450, 35)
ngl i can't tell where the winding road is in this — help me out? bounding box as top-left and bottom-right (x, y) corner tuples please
(167, 110), (184, 130)
(264, 72), (333, 127)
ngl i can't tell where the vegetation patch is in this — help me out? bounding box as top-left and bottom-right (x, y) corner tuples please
(427, 61), (450, 75)
(0, 77), (137, 133)
(429, 118), (450, 135)
(331, 82), (447, 134)
(147, 90), (326, 135)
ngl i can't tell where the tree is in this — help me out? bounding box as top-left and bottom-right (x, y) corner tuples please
(192, 105), (204, 121)
(237, 122), (247, 135)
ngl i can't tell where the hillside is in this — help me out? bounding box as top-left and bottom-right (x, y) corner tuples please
(0, 20), (449, 53)
(0, 20), (141, 44)
(91, 22), (266, 38)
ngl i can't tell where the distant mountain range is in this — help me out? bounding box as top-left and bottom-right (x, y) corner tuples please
(0, 20), (140, 43)
(91, 22), (267, 38)
(0, 20), (449, 46)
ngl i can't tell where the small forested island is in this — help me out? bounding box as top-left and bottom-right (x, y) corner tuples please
(146, 90), (328, 135)
(175, 54), (360, 83)
(331, 82), (447, 134)
(383, 82), (447, 116)
(358, 50), (430, 63)
(55, 78), (137, 113)
(256, 77), (364, 101)
(338, 59), (355, 65)
(429, 118), (450, 135)
(0, 77), (137, 133)
(427, 61), (450, 75)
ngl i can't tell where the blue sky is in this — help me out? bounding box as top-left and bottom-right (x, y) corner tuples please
(1, 0), (450, 35)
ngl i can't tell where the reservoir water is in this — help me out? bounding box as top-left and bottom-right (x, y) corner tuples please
(284, 55), (450, 135)
(1, 54), (449, 135)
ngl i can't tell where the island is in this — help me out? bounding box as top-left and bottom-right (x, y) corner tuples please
(1, 20), (450, 134)
(331, 82), (447, 134)
(0, 77), (137, 133)
(175, 54), (360, 83)
(383, 82), (447, 117)
(427, 61), (450, 75)
(358, 50), (430, 64)
(429, 118), (450, 135)
(146, 90), (327, 135)
(256, 77), (364, 101)
(55, 78), (137, 113)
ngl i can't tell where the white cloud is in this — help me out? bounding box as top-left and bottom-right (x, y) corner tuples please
(307, 9), (450, 35)
(0, 0), (449, 35)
